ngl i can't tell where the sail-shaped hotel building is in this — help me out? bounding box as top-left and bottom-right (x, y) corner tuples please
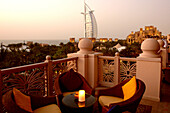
(70, 1), (98, 43)
(82, 1), (97, 39)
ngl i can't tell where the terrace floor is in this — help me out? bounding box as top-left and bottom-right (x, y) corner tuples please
(140, 79), (170, 113)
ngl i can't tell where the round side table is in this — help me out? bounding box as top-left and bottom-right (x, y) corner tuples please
(62, 93), (96, 113)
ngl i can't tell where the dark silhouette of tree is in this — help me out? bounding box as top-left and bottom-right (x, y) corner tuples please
(53, 42), (77, 59)
(93, 42), (102, 51)
(119, 42), (142, 57)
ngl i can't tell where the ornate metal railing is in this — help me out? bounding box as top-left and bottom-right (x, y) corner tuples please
(0, 56), (78, 113)
(98, 53), (137, 87)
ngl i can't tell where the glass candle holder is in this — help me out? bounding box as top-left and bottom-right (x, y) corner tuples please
(78, 90), (85, 102)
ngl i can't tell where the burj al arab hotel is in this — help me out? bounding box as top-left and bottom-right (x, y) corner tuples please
(81, 0), (97, 39)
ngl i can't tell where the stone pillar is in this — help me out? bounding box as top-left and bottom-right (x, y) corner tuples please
(137, 38), (161, 101)
(68, 38), (103, 88)
(158, 39), (168, 68)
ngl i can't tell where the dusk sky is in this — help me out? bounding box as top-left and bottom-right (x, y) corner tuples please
(0, 0), (170, 40)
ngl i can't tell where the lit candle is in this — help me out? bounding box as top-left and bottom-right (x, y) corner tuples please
(79, 90), (85, 102)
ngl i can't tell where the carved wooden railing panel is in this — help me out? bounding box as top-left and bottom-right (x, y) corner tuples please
(52, 57), (78, 78)
(0, 57), (78, 113)
(98, 56), (116, 87)
(0, 62), (48, 113)
(1, 63), (47, 96)
(51, 57), (78, 95)
(120, 57), (137, 82)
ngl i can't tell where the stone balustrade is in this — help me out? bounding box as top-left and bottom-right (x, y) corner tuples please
(69, 38), (166, 102)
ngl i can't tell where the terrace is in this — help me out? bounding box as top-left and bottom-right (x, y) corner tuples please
(0, 38), (170, 113)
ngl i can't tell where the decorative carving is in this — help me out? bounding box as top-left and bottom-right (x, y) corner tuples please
(52, 60), (77, 78)
(120, 60), (136, 82)
(52, 59), (77, 95)
(2, 68), (45, 96)
(0, 57), (78, 113)
(99, 59), (115, 84)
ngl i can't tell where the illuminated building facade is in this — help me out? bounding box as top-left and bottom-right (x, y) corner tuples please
(126, 26), (166, 45)
(167, 34), (170, 43)
(70, 38), (75, 43)
(99, 38), (108, 42)
(115, 38), (118, 42)
(109, 38), (112, 42)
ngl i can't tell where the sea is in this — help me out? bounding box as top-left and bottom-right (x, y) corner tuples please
(0, 40), (71, 46)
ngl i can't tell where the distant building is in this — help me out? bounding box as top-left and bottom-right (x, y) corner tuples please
(88, 38), (96, 43)
(109, 38), (112, 42)
(167, 34), (170, 53)
(126, 26), (166, 45)
(113, 43), (126, 52)
(82, 1), (97, 39)
(26, 41), (33, 46)
(70, 38), (75, 43)
(100, 38), (108, 42)
(115, 38), (118, 42)
(78, 37), (117, 43)
(79, 38), (96, 43)
(167, 34), (170, 43)
(96, 38), (100, 42)
(40, 43), (49, 47)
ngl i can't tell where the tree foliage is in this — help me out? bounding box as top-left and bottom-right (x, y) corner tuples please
(0, 42), (77, 69)
(0, 40), (142, 69)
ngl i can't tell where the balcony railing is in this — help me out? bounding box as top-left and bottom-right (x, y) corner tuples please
(98, 55), (137, 87)
(98, 56), (116, 87)
(0, 56), (78, 113)
(120, 57), (137, 82)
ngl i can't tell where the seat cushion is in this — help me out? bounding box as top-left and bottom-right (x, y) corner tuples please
(122, 76), (137, 100)
(13, 88), (33, 112)
(59, 69), (83, 91)
(99, 96), (123, 107)
(33, 104), (61, 113)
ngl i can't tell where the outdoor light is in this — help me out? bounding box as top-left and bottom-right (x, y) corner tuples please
(79, 90), (85, 102)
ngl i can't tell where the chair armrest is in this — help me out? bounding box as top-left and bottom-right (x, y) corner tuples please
(31, 96), (58, 110)
(102, 106), (110, 113)
(2, 90), (30, 113)
(97, 86), (123, 98)
(108, 79), (145, 112)
(108, 98), (140, 112)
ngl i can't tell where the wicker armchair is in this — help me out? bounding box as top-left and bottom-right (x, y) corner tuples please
(54, 69), (94, 107)
(96, 78), (145, 113)
(2, 90), (61, 113)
